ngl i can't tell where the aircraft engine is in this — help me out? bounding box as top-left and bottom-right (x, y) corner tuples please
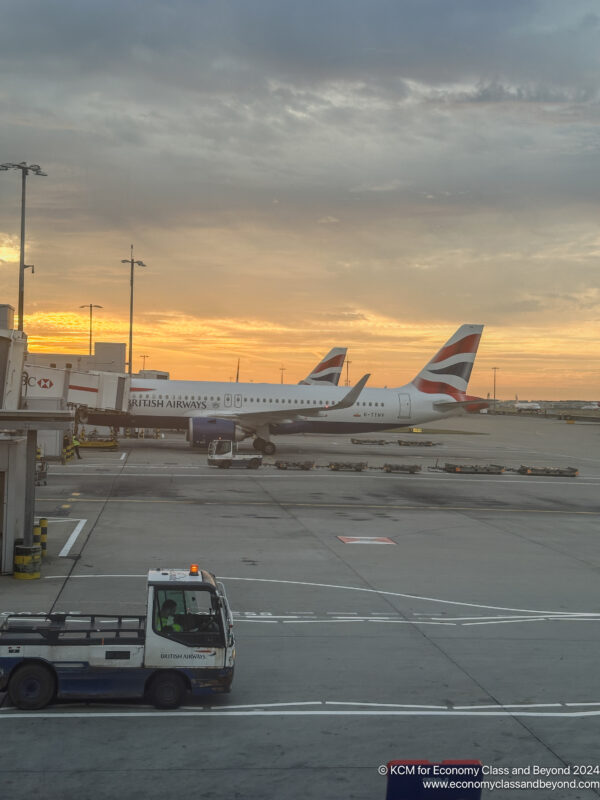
(188, 417), (244, 447)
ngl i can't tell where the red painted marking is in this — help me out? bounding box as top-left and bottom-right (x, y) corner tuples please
(68, 384), (98, 393)
(431, 333), (481, 364)
(130, 387), (155, 392)
(313, 354), (345, 372)
(412, 377), (462, 399)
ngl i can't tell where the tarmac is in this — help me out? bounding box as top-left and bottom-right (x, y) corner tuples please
(1, 413), (600, 799)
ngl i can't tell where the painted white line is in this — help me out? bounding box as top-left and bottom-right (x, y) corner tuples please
(453, 703), (563, 710)
(40, 471), (600, 485)
(2, 709), (600, 719)
(208, 701), (323, 710)
(120, 452), (127, 461)
(58, 519), (87, 557)
(280, 619), (455, 626)
(565, 702), (600, 707)
(40, 573), (600, 618)
(325, 701), (449, 709)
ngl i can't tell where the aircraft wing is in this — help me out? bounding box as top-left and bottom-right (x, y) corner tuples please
(183, 374), (370, 425)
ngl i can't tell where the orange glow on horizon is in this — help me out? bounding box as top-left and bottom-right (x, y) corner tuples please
(22, 309), (600, 401)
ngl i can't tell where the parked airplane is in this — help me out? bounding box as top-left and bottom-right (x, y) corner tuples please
(98, 324), (485, 454)
(514, 396), (542, 412)
(581, 401), (600, 410)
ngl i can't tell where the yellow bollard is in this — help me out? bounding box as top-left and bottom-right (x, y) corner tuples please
(13, 545), (42, 580)
(40, 518), (48, 559)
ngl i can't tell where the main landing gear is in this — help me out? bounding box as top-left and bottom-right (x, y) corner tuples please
(253, 437), (276, 456)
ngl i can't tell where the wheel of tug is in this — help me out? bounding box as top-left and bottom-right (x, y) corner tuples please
(263, 442), (276, 456)
(149, 671), (187, 709)
(8, 663), (56, 710)
(253, 438), (265, 451)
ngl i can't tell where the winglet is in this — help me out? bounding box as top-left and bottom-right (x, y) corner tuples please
(329, 373), (370, 410)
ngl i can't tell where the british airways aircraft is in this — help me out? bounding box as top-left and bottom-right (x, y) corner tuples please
(112, 324), (486, 455)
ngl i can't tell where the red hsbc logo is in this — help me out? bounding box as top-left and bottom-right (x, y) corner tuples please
(37, 378), (54, 389)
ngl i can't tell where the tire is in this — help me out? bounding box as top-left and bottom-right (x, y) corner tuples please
(8, 663), (56, 710)
(263, 442), (276, 456)
(149, 672), (187, 709)
(253, 438), (265, 452)
(247, 459), (260, 469)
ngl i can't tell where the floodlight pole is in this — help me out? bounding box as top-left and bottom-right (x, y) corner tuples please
(0, 162), (47, 330)
(492, 366), (499, 412)
(121, 245), (146, 376)
(80, 304), (103, 356)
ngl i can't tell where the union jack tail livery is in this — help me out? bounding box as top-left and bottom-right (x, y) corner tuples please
(411, 324), (484, 403)
(299, 348), (347, 386)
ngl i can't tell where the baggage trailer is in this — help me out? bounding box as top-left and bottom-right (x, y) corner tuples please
(0, 565), (235, 710)
(274, 460), (315, 470)
(516, 465), (578, 477)
(329, 461), (368, 472)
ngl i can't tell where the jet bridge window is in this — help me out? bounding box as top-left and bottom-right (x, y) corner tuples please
(153, 587), (224, 647)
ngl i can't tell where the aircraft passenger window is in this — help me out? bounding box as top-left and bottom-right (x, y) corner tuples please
(210, 396), (214, 401)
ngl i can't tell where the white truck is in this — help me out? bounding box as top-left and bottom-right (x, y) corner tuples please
(207, 439), (262, 469)
(0, 565), (235, 710)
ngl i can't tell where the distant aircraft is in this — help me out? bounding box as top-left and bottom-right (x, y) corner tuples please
(299, 348), (346, 385)
(514, 396), (542, 412)
(101, 324), (486, 454)
(581, 401), (600, 410)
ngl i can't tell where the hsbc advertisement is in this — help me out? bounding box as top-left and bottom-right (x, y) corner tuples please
(23, 365), (68, 399)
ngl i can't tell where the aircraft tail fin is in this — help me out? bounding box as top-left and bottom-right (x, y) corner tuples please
(411, 324), (484, 400)
(299, 348), (347, 385)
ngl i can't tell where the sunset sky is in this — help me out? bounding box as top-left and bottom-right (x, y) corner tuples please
(1, 1), (599, 399)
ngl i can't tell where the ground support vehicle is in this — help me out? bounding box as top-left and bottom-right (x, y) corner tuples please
(0, 566), (235, 710)
(351, 438), (390, 446)
(382, 463), (421, 474)
(274, 460), (315, 470)
(429, 463), (505, 474)
(328, 461), (368, 472)
(515, 465), (578, 477)
(207, 439), (262, 469)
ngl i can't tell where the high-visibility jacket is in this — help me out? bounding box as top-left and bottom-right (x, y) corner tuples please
(158, 614), (182, 632)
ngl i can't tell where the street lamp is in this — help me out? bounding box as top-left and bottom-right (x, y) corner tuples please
(80, 304), (103, 356)
(280, 365), (286, 384)
(140, 354), (149, 370)
(121, 245), (146, 376)
(492, 366), (500, 413)
(0, 162), (47, 330)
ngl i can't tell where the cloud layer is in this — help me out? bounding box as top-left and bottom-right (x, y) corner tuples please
(1, 1), (599, 397)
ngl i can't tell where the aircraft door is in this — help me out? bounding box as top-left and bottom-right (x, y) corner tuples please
(234, 394), (242, 408)
(224, 393), (232, 408)
(397, 393), (411, 419)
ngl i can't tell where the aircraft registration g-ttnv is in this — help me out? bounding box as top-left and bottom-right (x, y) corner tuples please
(114, 325), (486, 455)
